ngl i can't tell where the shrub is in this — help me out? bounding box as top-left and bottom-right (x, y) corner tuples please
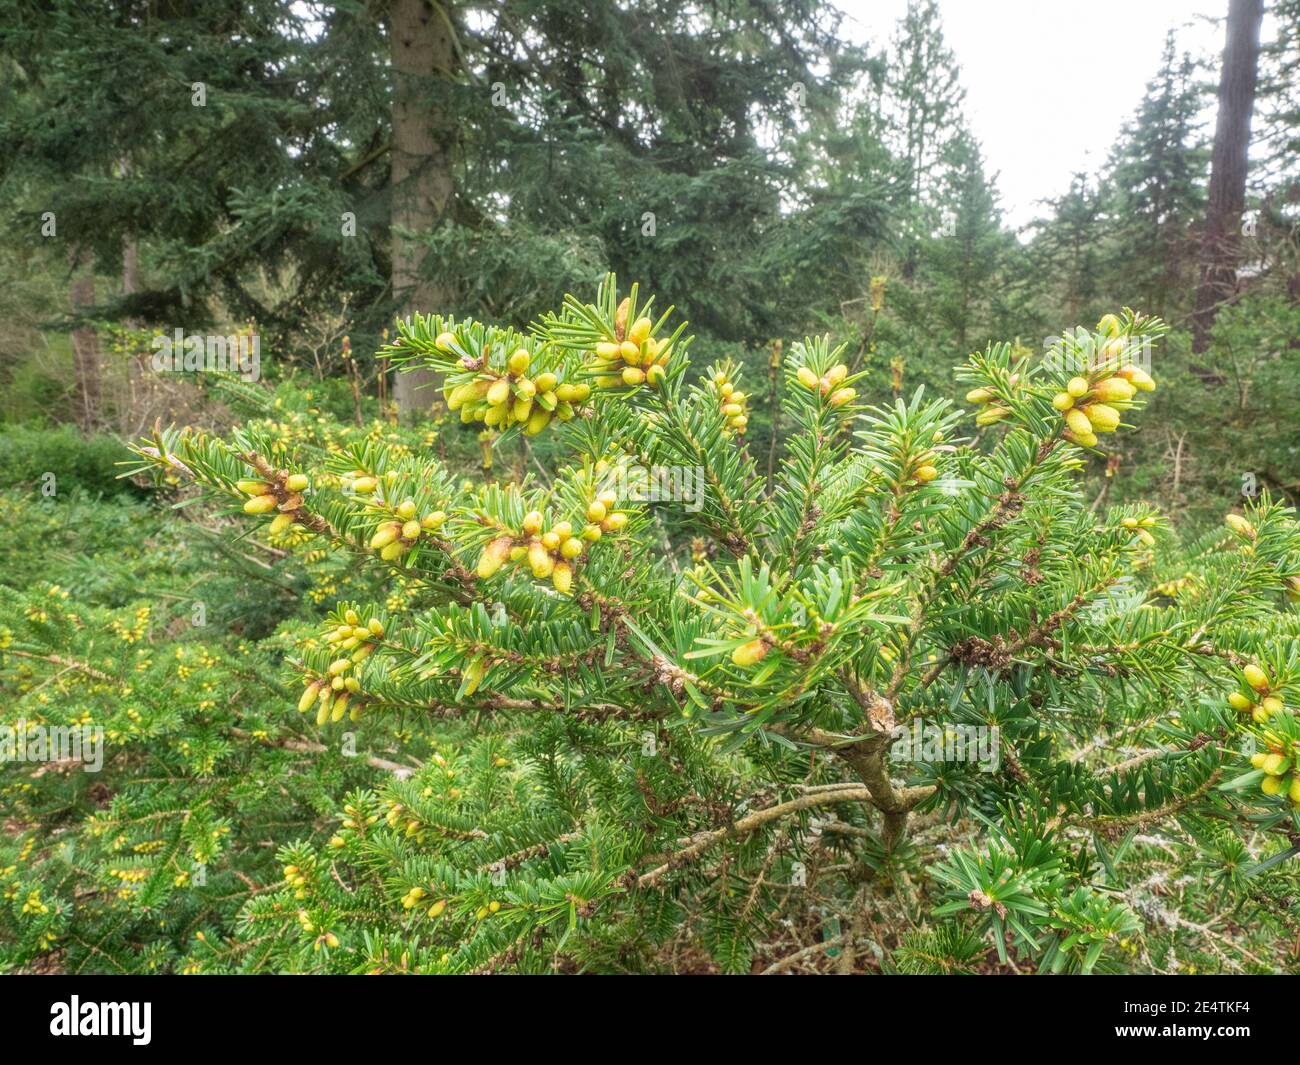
(0, 425), (141, 498)
(89, 278), (1300, 974)
(0, 450), (428, 973)
(0, 582), (396, 973)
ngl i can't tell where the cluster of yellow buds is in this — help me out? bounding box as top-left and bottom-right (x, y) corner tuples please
(20, 889), (48, 915)
(965, 372), (1021, 426)
(313, 931), (340, 951)
(283, 862), (308, 892)
(1049, 321), (1155, 447)
(109, 867), (149, 883)
(1250, 742), (1300, 804)
(443, 340), (588, 436)
(710, 369), (749, 434)
(1119, 515), (1158, 547)
(236, 471), (310, 535)
(1228, 663), (1287, 723)
(475, 900), (503, 921)
(400, 885), (427, 910)
(369, 498), (447, 562)
(109, 605), (150, 644)
(1051, 375), (1133, 445)
(322, 610), (383, 663)
(339, 800), (377, 832)
(796, 362), (855, 408)
(301, 657), (365, 726)
(300, 612), (384, 724)
(592, 298), (669, 390)
(475, 491), (627, 595)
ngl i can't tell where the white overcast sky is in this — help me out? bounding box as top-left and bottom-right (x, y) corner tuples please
(834, 0), (1232, 229)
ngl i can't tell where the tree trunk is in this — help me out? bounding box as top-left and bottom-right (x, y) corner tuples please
(389, 0), (456, 416)
(1191, 0), (1264, 356)
(68, 247), (101, 432)
(123, 237), (140, 304)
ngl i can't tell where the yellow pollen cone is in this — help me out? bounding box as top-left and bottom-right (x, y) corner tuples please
(1243, 664), (1269, 691)
(1065, 409), (1093, 436)
(732, 638), (768, 667)
(528, 541), (554, 578)
(628, 317), (652, 345)
(1093, 377), (1136, 402)
(552, 561), (573, 594)
(475, 537), (512, 578)
(1082, 403), (1120, 431)
(244, 494), (278, 514)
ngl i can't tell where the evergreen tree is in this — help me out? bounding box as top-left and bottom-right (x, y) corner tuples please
(0, 0), (379, 337)
(452, 0), (876, 344)
(877, 0), (968, 210)
(1104, 32), (1207, 316)
(117, 278), (1300, 974)
(918, 131), (1011, 352)
(1026, 174), (1107, 326)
